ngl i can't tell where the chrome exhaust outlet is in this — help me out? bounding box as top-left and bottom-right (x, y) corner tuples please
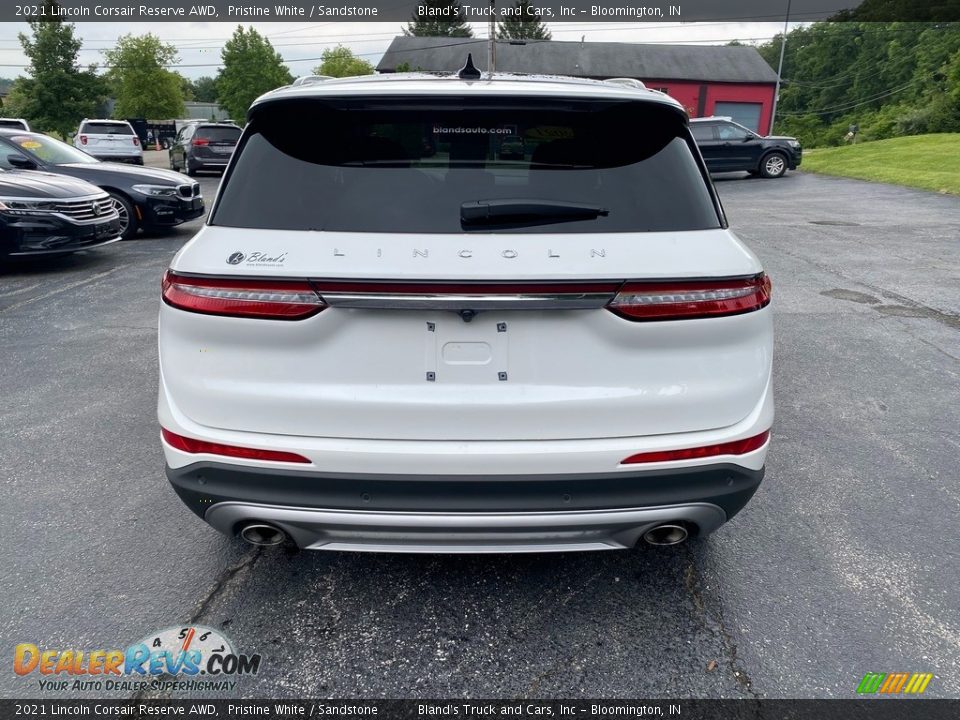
(642, 523), (689, 547)
(239, 523), (289, 547)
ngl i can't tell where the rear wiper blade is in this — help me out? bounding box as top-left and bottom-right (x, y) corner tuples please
(461, 199), (609, 226)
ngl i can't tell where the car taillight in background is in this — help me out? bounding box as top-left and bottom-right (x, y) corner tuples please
(606, 274), (771, 321)
(133, 137), (140, 146)
(79, 135), (87, 145)
(192, 138), (209, 146)
(161, 271), (326, 320)
(621, 430), (770, 464)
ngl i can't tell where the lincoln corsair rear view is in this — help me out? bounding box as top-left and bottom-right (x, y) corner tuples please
(158, 70), (774, 553)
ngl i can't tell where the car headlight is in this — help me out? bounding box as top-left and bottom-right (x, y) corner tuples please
(0, 198), (58, 215)
(132, 184), (179, 197)
(788, 140), (801, 148)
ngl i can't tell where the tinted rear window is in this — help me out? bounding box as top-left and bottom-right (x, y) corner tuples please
(0, 120), (27, 129)
(195, 126), (241, 143)
(81, 122), (133, 135)
(213, 97), (720, 234)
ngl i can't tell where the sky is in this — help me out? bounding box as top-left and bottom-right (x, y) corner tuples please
(0, 21), (796, 80)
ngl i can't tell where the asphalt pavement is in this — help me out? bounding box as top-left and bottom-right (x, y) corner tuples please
(1, 154), (958, 699)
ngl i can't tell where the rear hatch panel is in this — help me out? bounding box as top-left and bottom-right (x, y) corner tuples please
(161, 91), (771, 442)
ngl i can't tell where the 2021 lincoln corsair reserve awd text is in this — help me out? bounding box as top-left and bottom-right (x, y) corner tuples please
(158, 70), (774, 553)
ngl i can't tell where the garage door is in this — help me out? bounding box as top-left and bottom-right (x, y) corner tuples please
(713, 102), (763, 132)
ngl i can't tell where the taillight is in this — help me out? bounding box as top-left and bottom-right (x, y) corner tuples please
(607, 274), (771, 321)
(192, 137), (209, 146)
(162, 428), (310, 464)
(161, 271), (325, 320)
(132, 136), (140, 146)
(79, 135), (87, 145)
(621, 430), (770, 465)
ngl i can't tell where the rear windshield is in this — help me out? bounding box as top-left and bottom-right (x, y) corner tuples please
(0, 120), (27, 129)
(195, 126), (241, 143)
(81, 122), (133, 135)
(212, 97), (720, 234)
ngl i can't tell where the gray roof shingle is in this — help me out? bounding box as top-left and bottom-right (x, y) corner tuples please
(376, 37), (778, 84)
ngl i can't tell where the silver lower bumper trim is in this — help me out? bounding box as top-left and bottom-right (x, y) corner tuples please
(204, 502), (727, 554)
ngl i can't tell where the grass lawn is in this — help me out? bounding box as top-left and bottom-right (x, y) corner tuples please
(801, 134), (960, 195)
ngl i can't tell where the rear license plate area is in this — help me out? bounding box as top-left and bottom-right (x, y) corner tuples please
(425, 316), (510, 384)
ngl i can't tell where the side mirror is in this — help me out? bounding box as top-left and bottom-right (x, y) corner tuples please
(742, 134), (755, 142)
(7, 154), (37, 169)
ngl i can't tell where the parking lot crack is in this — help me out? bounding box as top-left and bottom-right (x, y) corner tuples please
(129, 548), (263, 700)
(684, 559), (759, 699)
(188, 547), (263, 624)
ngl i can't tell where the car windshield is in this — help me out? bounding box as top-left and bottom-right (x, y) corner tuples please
(7, 134), (99, 165)
(213, 97), (721, 234)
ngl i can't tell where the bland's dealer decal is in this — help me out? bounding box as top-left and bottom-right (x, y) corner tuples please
(226, 251), (287, 267)
(14, 625), (261, 693)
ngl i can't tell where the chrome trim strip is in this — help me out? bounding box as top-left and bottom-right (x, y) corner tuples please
(205, 501), (726, 553)
(320, 292), (617, 310)
(0, 193), (109, 203)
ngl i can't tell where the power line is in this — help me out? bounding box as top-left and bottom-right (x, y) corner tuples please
(777, 78), (922, 116)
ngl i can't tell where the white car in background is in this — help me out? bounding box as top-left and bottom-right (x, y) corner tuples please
(73, 119), (143, 165)
(158, 69), (774, 554)
(0, 118), (30, 131)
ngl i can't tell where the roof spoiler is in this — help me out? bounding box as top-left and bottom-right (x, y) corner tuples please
(603, 78), (647, 90)
(291, 75), (334, 87)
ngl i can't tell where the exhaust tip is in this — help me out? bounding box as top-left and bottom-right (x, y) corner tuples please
(239, 523), (288, 547)
(643, 523), (689, 547)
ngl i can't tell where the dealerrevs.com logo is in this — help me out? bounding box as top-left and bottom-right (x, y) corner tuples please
(856, 672), (934, 695)
(14, 625), (262, 693)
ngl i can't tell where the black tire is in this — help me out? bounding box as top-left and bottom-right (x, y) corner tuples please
(108, 192), (139, 240)
(186, 162), (198, 177)
(759, 151), (788, 179)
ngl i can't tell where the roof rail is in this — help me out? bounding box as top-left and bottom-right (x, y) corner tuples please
(291, 75), (334, 87)
(602, 78), (647, 90)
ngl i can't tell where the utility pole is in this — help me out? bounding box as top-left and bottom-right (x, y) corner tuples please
(770, 0), (791, 135)
(487, 0), (496, 77)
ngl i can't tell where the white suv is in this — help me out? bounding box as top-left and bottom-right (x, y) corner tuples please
(158, 69), (774, 553)
(74, 119), (143, 164)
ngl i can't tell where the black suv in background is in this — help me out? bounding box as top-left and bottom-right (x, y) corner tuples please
(691, 117), (802, 178)
(169, 122), (241, 176)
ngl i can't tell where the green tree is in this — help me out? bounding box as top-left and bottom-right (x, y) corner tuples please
(12, 0), (107, 137)
(190, 75), (218, 103)
(103, 34), (184, 118)
(497, 1), (551, 40)
(216, 26), (293, 122)
(756, 21), (960, 145)
(314, 45), (375, 77)
(176, 73), (194, 102)
(404, 0), (473, 37)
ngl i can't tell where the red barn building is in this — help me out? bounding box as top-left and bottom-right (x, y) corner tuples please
(377, 38), (778, 134)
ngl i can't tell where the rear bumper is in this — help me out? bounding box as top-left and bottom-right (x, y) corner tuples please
(188, 155), (230, 171)
(167, 461), (763, 552)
